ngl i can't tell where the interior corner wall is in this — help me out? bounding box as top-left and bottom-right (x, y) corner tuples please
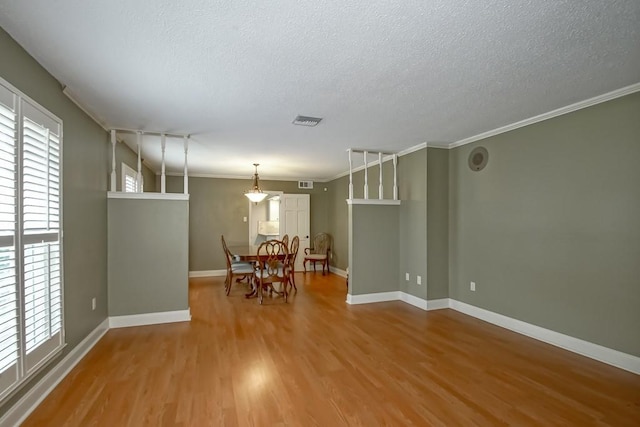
(398, 149), (428, 299)
(426, 148), (449, 299)
(448, 92), (640, 357)
(0, 26), (109, 409)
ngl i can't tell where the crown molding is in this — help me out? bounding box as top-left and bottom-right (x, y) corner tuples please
(449, 82), (640, 149)
(61, 85), (109, 132)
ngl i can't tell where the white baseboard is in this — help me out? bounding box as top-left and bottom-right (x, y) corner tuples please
(331, 267), (348, 278)
(343, 292), (640, 375)
(448, 299), (640, 375)
(188, 270), (226, 278)
(346, 291), (400, 305)
(109, 309), (191, 328)
(399, 292), (428, 310)
(426, 298), (450, 311)
(0, 318), (110, 427)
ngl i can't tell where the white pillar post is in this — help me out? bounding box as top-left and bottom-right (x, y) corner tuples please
(378, 152), (383, 200)
(110, 130), (116, 192)
(136, 132), (143, 192)
(160, 133), (166, 194)
(393, 154), (398, 200)
(363, 150), (369, 200)
(183, 135), (189, 194)
(348, 149), (353, 200)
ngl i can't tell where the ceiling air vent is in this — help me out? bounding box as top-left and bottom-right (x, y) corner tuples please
(293, 115), (322, 127)
(298, 180), (313, 189)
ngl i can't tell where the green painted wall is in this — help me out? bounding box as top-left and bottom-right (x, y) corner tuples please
(108, 198), (189, 315)
(449, 92), (640, 356)
(427, 148), (449, 299)
(164, 176), (329, 271)
(0, 27), (108, 409)
(398, 149), (428, 299)
(349, 204), (399, 295)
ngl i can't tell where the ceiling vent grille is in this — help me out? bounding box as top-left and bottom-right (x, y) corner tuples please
(298, 180), (313, 189)
(293, 115), (322, 127)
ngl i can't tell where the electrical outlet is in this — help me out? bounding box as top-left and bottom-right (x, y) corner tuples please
(91, 298), (96, 310)
(243, 216), (247, 222)
(417, 276), (422, 285)
(470, 281), (476, 291)
(405, 272), (410, 281)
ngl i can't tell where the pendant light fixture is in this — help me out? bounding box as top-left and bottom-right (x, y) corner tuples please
(244, 163), (268, 203)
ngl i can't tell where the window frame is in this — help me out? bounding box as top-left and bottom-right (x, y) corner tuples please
(121, 162), (142, 193)
(0, 76), (65, 404)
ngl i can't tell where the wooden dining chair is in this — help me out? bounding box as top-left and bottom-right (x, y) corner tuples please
(288, 235), (300, 292)
(254, 240), (290, 305)
(281, 234), (289, 248)
(303, 232), (331, 275)
(221, 235), (255, 296)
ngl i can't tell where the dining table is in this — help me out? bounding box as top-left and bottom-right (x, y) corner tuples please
(227, 244), (289, 299)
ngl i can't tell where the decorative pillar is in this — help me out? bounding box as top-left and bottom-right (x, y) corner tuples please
(363, 150), (369, 200)
(160, 133), (166, 194)
(348, 149), (353, 200)
(136, 132), (143, 192)
(110, 130), (116, 191)
(393, 154), (398, 200)
(378, 152), (383, 200)
(183, 135), (189, 194)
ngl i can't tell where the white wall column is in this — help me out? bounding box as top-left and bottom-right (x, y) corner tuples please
(363, 150), (369, 200)
(136, 132), (143, 192)
(183, 135), (189, 195)
(110, 130), (116, 192)
(160, 133), (166, 194)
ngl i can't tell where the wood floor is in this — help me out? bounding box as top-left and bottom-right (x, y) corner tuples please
(22, 274), (639, 426)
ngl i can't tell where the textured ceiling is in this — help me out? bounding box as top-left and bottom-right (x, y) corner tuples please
(1, 0), (639, 180)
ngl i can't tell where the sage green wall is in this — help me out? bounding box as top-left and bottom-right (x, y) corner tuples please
(449, 92), (640, 356)
(0, 27), (108, 409)
(326, 175), (349, 270)
(108, 198), (189, 315)
(164, 176), (329, 271)
(114, 141), (156, 192)
(349, 204), (399, 295)
(398, 149), (427, 299)
(427, 148), (449, 299)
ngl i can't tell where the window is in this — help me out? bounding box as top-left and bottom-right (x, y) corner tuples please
(122, 163), (142, 193)
(0, 78), (64, 402)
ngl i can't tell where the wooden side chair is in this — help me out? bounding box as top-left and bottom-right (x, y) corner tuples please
(303, 232), (331, 275)
(288, 235), (300, 292)
(281, 234), (289, 247)
(221, 235), (255, 296)
(254, 240), (290, 305)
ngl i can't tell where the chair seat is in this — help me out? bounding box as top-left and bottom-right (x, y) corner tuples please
(304, 254), (327, 260)
(231, 263), (255, 274)
(255, 268), (286, 279)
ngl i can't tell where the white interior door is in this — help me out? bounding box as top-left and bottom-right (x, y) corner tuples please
(279, 194), (310, 271)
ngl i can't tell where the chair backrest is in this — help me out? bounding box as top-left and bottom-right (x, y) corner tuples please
(281, 234), (289, 248)
(220, 235), (233, 269)
(256, 240), (290, 281)
(311, 232), (331, 256)
(290, 235), (300, 266)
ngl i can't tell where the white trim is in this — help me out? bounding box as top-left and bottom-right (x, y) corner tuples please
(164, 171), (330, 183)
(399, 292), (428, 310)
(341, 293), (640, 374)
(426, 298), (450, 311)
(107, 191), (189, 201)
(450, 82), (640, 148)
(346, 291), (400, 305)
(109, 309), (191, 328)
(61, 86), (108, 131)
(188, 270), (226, 278)
(448, 300), (640, 375)
(397, 142), (428, 156)
(346, 199), (401, 205)
(0, 319), (109, 427)
(331, 267), (348, 278)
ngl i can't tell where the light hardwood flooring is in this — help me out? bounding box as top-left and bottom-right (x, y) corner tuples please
(22, 273), (640, 426)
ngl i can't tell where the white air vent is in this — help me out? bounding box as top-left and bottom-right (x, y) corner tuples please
(293, 115), (322, 127)
(298, 180), (313, 189)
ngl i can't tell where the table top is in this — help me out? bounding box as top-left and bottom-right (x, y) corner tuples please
(228, 245), (260, 258)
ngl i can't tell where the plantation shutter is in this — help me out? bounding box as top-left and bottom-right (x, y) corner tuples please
(0, 79), (64, 402)
(21, 100), (63, 373)
(0, 85), (18, 395)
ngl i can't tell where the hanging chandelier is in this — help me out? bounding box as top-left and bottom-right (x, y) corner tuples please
(244, 163), (268, 203)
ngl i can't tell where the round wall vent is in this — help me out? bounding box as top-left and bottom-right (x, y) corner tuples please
(468, 146), (489, 171)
